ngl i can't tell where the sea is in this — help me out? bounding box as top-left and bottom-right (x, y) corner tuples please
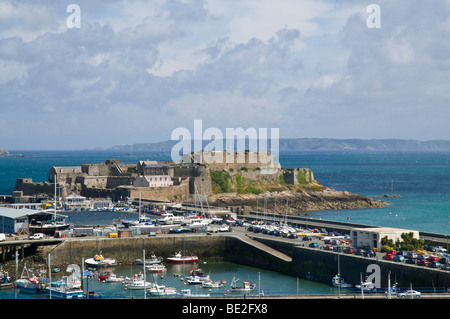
(1, 149), (450, 299)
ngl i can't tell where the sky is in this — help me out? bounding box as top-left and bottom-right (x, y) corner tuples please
(0, 0), (450, 150)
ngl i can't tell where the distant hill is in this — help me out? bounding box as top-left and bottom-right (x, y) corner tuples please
(0, 148), (9, 157)
(107, 138), (450, 152)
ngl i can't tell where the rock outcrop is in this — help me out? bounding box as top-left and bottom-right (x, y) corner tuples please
(209, 188), (388, 215)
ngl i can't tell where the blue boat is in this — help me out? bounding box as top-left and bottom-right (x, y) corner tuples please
(46, 278), (85, 299)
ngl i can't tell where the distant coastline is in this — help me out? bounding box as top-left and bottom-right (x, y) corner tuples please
(106, 138), (450, 153)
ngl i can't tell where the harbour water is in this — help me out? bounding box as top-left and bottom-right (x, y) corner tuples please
(0, 262), (334, 299)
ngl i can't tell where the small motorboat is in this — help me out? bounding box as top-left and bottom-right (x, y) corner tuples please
(145, 263), (167, 273)
(85, 253), (117, 268)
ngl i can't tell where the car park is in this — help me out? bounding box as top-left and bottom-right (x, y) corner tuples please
(397, 290), (421, 298)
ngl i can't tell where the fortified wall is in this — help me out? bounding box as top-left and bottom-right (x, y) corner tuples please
(13, 153), (314, 204)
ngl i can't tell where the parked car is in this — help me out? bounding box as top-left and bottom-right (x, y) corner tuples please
(417, 259), (430, 267)
(435, 246), (447, 253)
(288, 233), (298, 239)
(427, 256), (440, 262)
(303, 236), (312, 241)
(324, 245), (333, 251)
(324, 239), (333, 244)
(309, 242), (319, 248)
(383, 253), (395, 260)
(429, 261), (442, 269)
(417, 254), (429, 260)
(406, 258), (418, 265)
(393, 255), (405, 262)
(405, 251), (418, 259)
(355, 249), (366, 256)
(333, 246), (343, 252)
(29, 233), (44, 240)
(344, 247), (356, 254)
(397, 290), (421, 298)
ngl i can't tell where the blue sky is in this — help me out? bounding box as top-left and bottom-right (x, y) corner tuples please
(1, 0), (449, 150)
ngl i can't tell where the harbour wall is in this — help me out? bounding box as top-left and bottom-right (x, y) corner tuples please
(38, 235), (450, 289)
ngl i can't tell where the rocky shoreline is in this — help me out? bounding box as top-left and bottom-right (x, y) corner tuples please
(209, 188), (388, 215)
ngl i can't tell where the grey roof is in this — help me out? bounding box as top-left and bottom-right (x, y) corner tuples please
(0, 207), (66, 220)
(0, 207), (40, 219)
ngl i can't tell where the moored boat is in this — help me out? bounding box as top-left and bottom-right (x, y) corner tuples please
(145, 263), (167, 273)
(15, 265), (48, 293)
(229, 276), (255, 292)
(202, 279), (225, 288)
(46, 277), (84, 299)
(136, 254), (163, 265)
(167, 252), (198, 263)
(0, 268), (13, 289)
(85, 253), (117, 267)
(148, 284), (177, 296)
(332, 274), (352, 288)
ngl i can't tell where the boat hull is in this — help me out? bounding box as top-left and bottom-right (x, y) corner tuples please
(167, 257), (198, 263)
(46, 287), (84, 299)
(16, 279), (47, 293)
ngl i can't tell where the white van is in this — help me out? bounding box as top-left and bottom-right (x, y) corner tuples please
(0, 233), (6, 242)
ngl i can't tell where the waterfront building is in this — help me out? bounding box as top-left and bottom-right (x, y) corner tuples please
(0, 207), (67, 235)
(351, 227), (420, 250)
(62, 193), (90, 210)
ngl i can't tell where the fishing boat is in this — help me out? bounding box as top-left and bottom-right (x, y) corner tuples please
(145, 263), (167, 273)
(229, 276), (255, 292)
(332, 274), (352, 288)
(167, 251), (198, 263)
(148, 284), (177, 296)
(15, 265), (48, 293)
(136, 254), (163, 265)
(85, 253), (117, 267)
(46, 277), (84, 299)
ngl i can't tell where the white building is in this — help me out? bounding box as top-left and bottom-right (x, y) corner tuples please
(351, 227), (420, 250)
(133, 175), (173, 188)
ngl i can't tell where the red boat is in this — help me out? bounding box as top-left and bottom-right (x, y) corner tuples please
(167, 252), (198, 263)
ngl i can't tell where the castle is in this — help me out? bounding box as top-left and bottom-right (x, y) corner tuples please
(13, 151), (313, 204)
